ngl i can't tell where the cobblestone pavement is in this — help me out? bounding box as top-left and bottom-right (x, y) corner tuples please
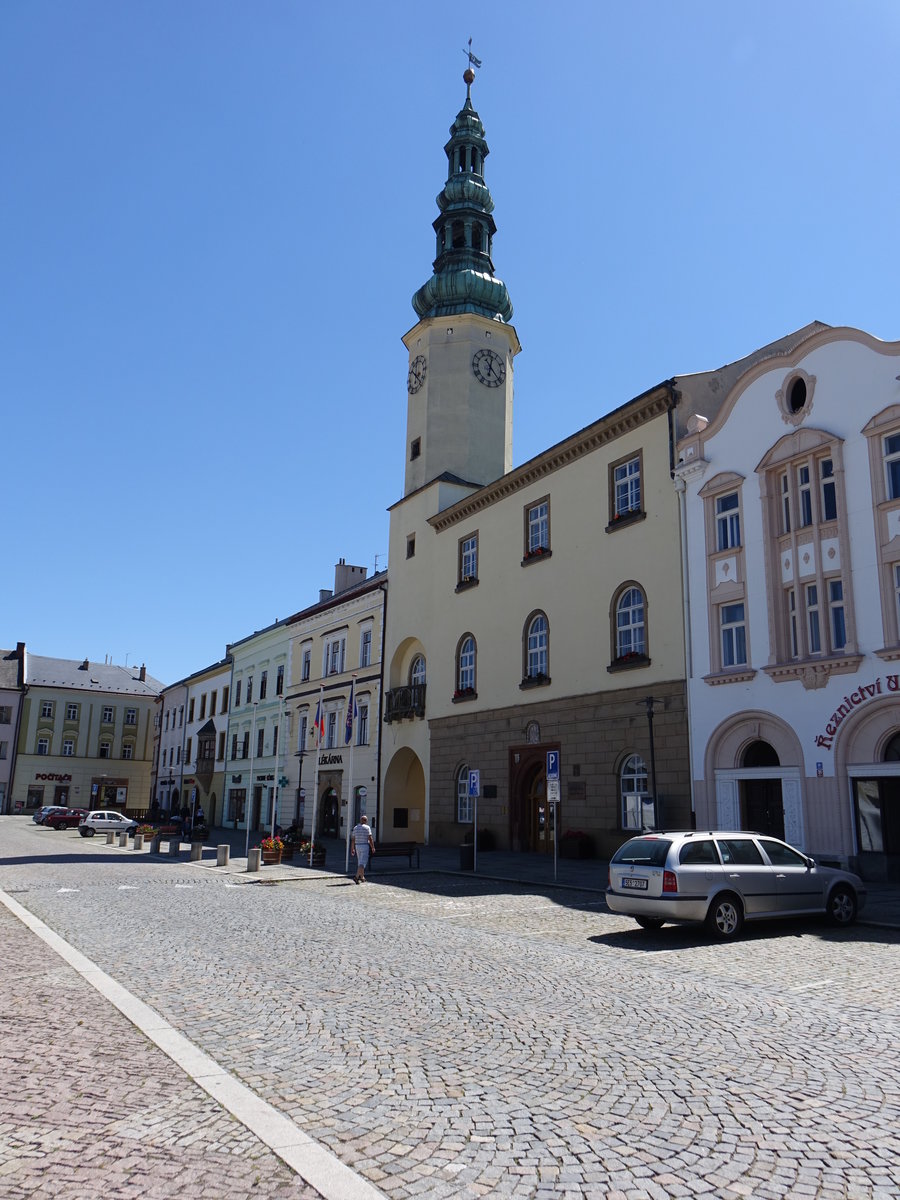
(2, 819), (899, 1199)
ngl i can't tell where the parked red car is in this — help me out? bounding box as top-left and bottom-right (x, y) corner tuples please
(45, 808), (88, 829)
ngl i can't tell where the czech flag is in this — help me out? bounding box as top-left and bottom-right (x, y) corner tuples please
(312, 689), (325, 745)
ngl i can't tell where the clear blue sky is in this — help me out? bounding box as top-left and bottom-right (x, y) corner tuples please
(4, 2), (898, 685)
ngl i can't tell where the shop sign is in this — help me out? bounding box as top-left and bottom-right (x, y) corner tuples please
(34, 772), (73, 782)
(318, 753), (343, 766)
(814, 674), (900, 749)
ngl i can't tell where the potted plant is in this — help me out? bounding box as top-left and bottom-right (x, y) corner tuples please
(559, 829), (595, 860)
(298, 840), (327, 868)
(260, 835), (284, 865)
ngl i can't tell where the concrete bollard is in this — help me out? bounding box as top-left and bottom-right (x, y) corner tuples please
(216, 844), (230, 867)
(133, 834), (143, 850)
(106, 832), (115, 845)
(190, 842), (202, 862)
(168, 838), (181, 857)
(118, 832), (128, 848)
(247, 847), (261, 873)
(150, 835), (162, 854)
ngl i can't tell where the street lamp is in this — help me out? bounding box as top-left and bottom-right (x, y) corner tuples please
(643, 696), (660, 828)
(244, 701), (258, 861)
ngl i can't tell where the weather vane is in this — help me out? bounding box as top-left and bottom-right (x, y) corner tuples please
(462, 38), (482, 97)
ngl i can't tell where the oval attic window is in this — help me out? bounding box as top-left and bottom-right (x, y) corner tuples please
(788, 376), (807, 413)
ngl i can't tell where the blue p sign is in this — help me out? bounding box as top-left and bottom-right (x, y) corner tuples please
(546, 750), (559, 781)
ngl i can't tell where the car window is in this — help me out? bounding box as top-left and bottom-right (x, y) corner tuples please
(679, 839), (719, 865)
(716, 838), (765, 865)
(611, 838), (672, 868)
(759, 839), (808, 868)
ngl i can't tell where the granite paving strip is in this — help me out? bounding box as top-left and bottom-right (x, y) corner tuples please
(0, 891), (382, 1200)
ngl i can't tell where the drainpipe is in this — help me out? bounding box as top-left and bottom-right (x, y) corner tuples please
(375, 578), (387, 843)
(674, 471), (696, 823)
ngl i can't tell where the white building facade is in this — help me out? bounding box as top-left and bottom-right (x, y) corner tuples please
(676, 324), (900, 880)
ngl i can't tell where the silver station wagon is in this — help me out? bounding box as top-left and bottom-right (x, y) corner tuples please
(607, 831), (866, 939)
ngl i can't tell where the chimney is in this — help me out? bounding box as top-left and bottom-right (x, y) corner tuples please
(334, 560), (367, 594)
(139, 664), (147, 682)
(79, 658), (90, 670)
(16, 642), (26, 687)
(319, 589), (333, 604)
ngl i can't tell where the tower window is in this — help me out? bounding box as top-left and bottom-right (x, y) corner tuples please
(410, 438), (421, 461)
(451, 221), (465, 249)
(407, 534), (416, 559)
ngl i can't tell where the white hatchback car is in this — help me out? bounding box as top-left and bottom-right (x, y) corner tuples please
(607, 831), (866, 939)
(78, 810), (138, 837)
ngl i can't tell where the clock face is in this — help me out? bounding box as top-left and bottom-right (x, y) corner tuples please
(472, 348), (506, 388)
(407, 355), (427, 394)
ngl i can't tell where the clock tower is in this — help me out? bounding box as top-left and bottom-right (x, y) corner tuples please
(402, 68), (520, 501)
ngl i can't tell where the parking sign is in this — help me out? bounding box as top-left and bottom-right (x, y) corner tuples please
(546, 750), (559, 781)
(468, 769), (480, 798)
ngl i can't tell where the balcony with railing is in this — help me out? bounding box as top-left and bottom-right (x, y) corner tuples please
(384, 684), (426, 723)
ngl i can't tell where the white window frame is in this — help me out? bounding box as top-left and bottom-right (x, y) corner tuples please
(62, 739), (75, 757)
(122, 744), (134, 760)
(326, 711), (338, 749)
(884, 431), (900, 500)
(41, 701), (54, 720)
(720, 603), (747, 668)
(410, 655), (426, 687)
(526, 613), (548, 678)
(457, 636), (475, 692)
(460, 533), (478, 582)
(37, 737), (50, 756)
(715, 492), (741, 551)
(357, 702), (369, 746)
(527, 501), (549, 554)
(360, 626), (372, 668)
(301, 647), (311, 682)
(614, 457), (641, 517)
(65, 703), (79, 721)
(457, 765), (473, 823)
(324, 637), (346, 677)
(620, 754), (649, 831)
(615, 587), (645, 658)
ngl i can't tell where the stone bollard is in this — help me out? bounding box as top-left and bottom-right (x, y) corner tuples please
(118, 832), (128, 848)
(106, 832), (115, 845)
(168, 838), (180, 858)
(134, 834), (143, 850)
(150, 835), (162, 854)
(216, 844), (230, 867)
(247, 847), (261, 873)
(190, 842), (202, 862)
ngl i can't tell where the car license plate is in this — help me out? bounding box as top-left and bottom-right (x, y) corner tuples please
(621, 876), (648, 891)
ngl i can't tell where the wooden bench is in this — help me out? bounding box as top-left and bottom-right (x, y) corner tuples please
(370, 841), (420, 870)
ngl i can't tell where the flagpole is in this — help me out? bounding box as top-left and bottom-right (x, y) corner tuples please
(309, 686), (324, 867)
(344, 676), (357, 873)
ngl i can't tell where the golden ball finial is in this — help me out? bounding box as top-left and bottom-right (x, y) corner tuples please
(463, 67), (475, 86)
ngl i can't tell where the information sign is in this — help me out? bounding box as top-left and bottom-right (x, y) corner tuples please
(546, 750), (560, 781)
(468, 769), (481, 798)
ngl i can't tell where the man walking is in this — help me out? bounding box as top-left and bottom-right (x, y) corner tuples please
(350, 815), (375, 884)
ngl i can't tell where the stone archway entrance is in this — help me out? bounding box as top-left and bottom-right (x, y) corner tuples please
(322, 787), (340, 838)
(509, 744), (558, 853)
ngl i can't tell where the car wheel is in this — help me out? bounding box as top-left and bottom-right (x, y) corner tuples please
(826, 884), (857, 926)
(635, 916), (665, 930)
(83, 826), (95, 837)
(79, 827), (90, 837)
(706, 892), (743, 940)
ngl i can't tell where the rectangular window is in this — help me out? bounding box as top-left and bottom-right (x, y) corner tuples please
(37, 737), (50, 756)
(298, 715), (308, 752)
(360, 628), (372, 667)
(885, 433), (900, 500)
(613, 457), (641, 517)
(272, 725), (278, 757)
(66, 703), (79, 721)
(357, 702), (369, 745)
(326, 711), (337, 749)
(260, 671), (267, 700)
(780, 472), (791, 534)
(247, 676), (253, 703)
(99, 742), (110, 760)
(102, 706), (114, 724)
(186, 737), (192, 762)
(218, 731), (226, 759)
(276, 665), (284, 696)
(178, 706), (184, 727)
(393, 807), (410, 829)
(0, 741), (7, 760)
(222, 685), (229, 711)
(806, 584), (821, 653)
(406, 533), (416, 559)
(820, 458), (837, 521)
(257, 728), (264, 758)
(459, 533), (478, 583)
(199, 694), (206, 719)
(125, 708), (137, 726)
(62, 739), (74, 756)
(0, 706), (11, 724)
(829, 579), (846, 650)
(176, 746), (181, 764)
(720, 603), (747, 667)
(325, 638), (346, 676)
(165, 712), (170, 732)
(410, 437), (421, 460)
(188, 698), (195, 722)
(715, 492), (741, 551)
(788, 589), (798, 658)
(41, 700), (54, 719)
(526, 499), (549, 555)
(302, 648), (311, 682)
(242, 732), (250, 759)
(231, 733), (238, 760)
(797, 464), (812, 527)
(235, 679), (242, 707)
(122, 745), (133, 760)
(210, 690), (217, 716)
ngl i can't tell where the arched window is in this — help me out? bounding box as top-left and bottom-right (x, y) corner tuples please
(409, 654), (426, 688)
(451, 220), (465, 249)
(456, 764), (472, 823)
(615, 586), (646, 660)
(742, 740), (779, 768)
(884, 732), (900, 761)
(525, 612), (549, 680)
(620, 754), (649, 830)
(472, 220), (484, 252)
(456, 635), (476, 695)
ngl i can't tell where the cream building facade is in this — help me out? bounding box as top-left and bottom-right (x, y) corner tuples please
(154, 659), (231, 825)
(381, 75), (691, 855)
(285, 561), (386, 842)
(10, 651), (162, 815)
(0, 645), (25, 813)
(675, 323), (900, 880)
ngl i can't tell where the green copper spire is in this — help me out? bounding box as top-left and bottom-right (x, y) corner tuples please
(412, 69), (513, 324)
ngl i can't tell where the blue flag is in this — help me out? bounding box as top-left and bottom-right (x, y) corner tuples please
(344, 678), (357, 745)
